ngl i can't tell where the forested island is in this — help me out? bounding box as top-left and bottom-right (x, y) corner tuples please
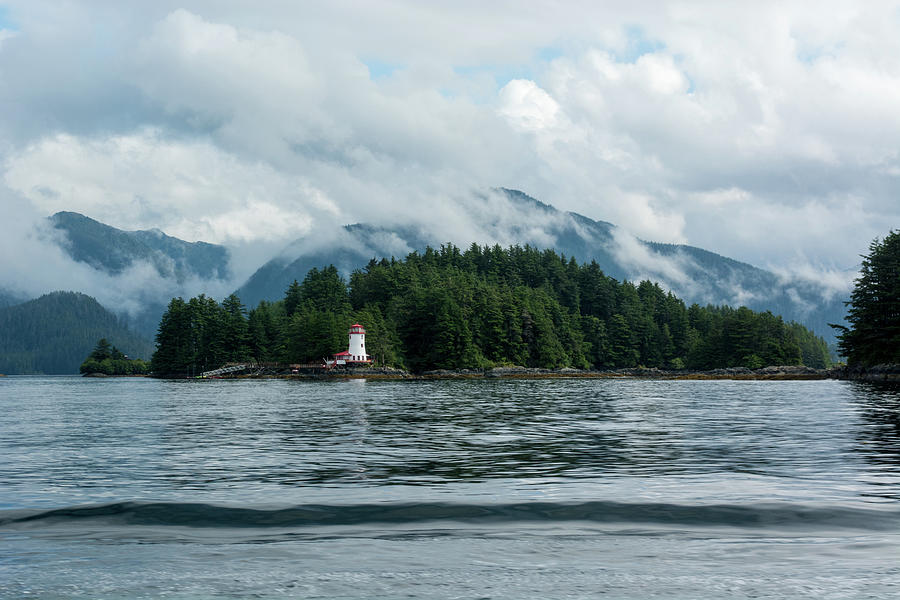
(79, 338), (149, 376)
(150, 243), (831, 376)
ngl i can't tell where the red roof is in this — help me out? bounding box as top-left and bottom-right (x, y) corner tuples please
(334, 350), (351, 356)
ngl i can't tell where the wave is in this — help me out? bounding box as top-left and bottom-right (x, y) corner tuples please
(2, 500), (899, 531)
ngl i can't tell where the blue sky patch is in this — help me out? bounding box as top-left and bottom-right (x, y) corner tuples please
(795, 42), (843, 65)
(363, 59), (401, 80)
(619, 25), (665, 62)
(454, 63), (534, 89)
(537, 46), (564, 62)
(0, 5), (16, 31)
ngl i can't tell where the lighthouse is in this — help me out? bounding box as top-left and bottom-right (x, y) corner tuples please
(329, 323), (372, 366)
(347, 323), (370, 363)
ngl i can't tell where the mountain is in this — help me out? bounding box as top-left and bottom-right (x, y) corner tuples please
(235, 224), (431, 308)
(235, 188), (847, 342)
(45, 211), (234, 338)
(0, 291), (153, 374)
(49, 211), (231, 281)
(0, 288), (28, 309)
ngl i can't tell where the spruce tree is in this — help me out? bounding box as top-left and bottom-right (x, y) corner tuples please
(836, 231), (900, 365)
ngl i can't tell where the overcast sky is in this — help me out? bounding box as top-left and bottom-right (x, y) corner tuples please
(2, 0), (899, 291)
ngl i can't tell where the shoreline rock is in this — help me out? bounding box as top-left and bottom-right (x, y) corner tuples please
(82, 373), (149, 378)
(299, 364), (836, 381)
(830, 364), (900, 382)
(153, 364), (894, 381)
(421, 365), (834, 380)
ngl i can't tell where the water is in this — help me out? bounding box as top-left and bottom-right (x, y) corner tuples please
(1, 376), (899, 599)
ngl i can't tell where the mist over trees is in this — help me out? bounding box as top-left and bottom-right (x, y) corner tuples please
(834, 231), (900, 366)
(151, 244), (830, 375)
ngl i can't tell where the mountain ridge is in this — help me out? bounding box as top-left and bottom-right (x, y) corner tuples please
(234, 188), (847, 342)
(49, 211), (232, 281)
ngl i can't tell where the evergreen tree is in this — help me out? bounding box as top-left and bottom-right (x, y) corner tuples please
(607, 313), (638, 367)
(835, 231), (900, 365)
(301, 266), (351, 312)
(284, 280), (302, 317)
(89, 338), (114, 361)
(221, 294), (250, 362)
(151, 297), (193, 375)
(248, 301), (281, 363)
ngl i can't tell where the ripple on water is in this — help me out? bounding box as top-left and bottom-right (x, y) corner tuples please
(2, 376), (900, 599)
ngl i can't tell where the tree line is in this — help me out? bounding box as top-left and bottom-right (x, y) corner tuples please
(150, 244), (832, 375)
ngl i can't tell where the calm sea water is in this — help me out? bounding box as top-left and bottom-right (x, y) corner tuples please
(1, 376), (899, 599)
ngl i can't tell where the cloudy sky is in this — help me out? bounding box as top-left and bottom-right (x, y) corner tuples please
(2, 0), (899, 295)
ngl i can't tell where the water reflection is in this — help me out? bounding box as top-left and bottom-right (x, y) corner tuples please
(136, 379), (879, 490)
(5, 377), (899, 508)
(851, 383), (900, 473)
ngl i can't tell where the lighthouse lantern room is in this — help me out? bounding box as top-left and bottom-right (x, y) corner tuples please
(329, 323), (372, 366)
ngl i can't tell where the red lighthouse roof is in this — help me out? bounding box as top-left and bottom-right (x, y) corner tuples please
(349, 323), (366, 333)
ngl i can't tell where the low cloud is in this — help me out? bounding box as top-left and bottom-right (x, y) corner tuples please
(609, 228), (699, 295)
(4, 129), (336, 246)
(2, 1), (899, 322)
(0, 185), (239, 318)
(768, 261), (856, 304)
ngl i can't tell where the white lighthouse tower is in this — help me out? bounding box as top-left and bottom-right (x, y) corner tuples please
(330, 323), (372, 366)
(347, 323), (369, 363)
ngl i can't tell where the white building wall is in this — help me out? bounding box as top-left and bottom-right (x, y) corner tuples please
(349, 331), (367, 360)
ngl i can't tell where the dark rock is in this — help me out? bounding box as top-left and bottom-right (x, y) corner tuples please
(835, 364), (900, 382)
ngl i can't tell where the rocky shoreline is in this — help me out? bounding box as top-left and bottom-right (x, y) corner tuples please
(146, 363), (900, 381)
(82, 373), (149, 378)
(211, 364), (838, 381)
(419, 365), (836, 380)
(831, 364), (900, 382)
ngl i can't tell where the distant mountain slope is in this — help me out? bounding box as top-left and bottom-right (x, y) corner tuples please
(0, 291), (153, 374)
(235, 224), (431, 308)
(49, 211), (231, 281)
(235, 188), (847, 342)
(44, 212), (235, 339)
(0, 288), (28, 309)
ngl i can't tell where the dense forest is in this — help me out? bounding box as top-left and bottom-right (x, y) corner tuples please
(151, 244), (831, 375)
(79, 338), (150, 375)
(834, 231), (900, 366)
(0, 291), (153, 374)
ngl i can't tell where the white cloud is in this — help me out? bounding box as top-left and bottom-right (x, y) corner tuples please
(498, 79), (560, 132)
(4, 129), (336, 245)
(609, 228), (695, 293)
(769, 261), (856, 304)
(1, 0), (899, 314)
